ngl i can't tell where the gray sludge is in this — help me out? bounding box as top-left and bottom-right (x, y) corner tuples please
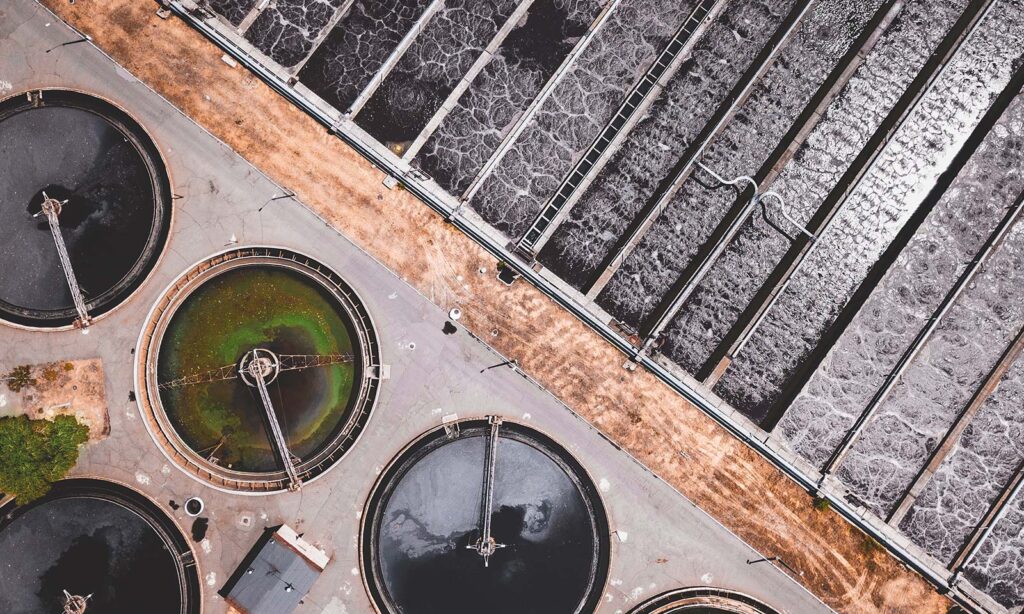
(963, 489), (1024, 610)
(467, 0), (694, 238)
(659, 0), (968, 377)
(779, 25), (1024, 464)
(245, 0), (345, 68)
(416, 0), (605, 196)
(537, 0), (799, 290)
(596, 0), (884, 330)
(299, 0), (434, 111)
(837, 217), (1024, 517)
(900, 352), (1024, 566)
(714, 1), (1024, 423)
(207, 0), (258, 26)
(354, 0), (521, 147)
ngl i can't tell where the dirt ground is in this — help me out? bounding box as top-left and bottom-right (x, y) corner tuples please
(1, 359), (108, 440)
(33, 1), (951, 612)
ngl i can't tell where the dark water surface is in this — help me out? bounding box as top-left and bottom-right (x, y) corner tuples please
(539, 0), (802, 290)
(299, 0), (434, 111)
(370, 425), (606, 614)
(244, 0), (345, 68)
(416, 0), (604, 195)
(354, 0), (520, 147)
(467, 0), (695, 238)
(0, 496), (182, 614)
(207, 0), (258, 26)
(0, 99), (162, 323)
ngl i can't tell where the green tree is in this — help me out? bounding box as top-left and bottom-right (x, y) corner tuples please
(0, 415), (88, 503)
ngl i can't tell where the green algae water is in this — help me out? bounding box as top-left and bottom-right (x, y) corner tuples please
(157, 265), (359, 473)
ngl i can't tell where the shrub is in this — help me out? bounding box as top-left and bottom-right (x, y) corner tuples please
(812, 496), (830, 511)
(861, 535), (884, 555)
(0, 415), (89, 504)
(4, 365), (35, 393)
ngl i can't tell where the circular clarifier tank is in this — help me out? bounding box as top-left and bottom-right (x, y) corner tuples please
(0, 479), (200, 614)
(361, 418), (610, 614)
(139, 247), (380, 493)
(0, 90), (172, 328)
(629, 588), (779, 614)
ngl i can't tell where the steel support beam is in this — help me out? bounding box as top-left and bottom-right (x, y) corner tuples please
(821, 184), (1024, 479)
(346, 0), (445, 116)
(403, 0), (537, 160)
(37, 194), (91, 329)
(586, 0), (829, 298)
(514, 0), (725, 257)
(460, 0), (623, 203)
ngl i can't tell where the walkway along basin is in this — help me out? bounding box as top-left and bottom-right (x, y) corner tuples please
(361, 417), (610, 614)
(0, 478), (200, 614)
(0, 89), (171, 328)
(138, 247), (381, 494)
(628, 587), (780, 614)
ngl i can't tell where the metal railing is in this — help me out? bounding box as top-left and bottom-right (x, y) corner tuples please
(249, 355), (303, 490)
(514, 0), (717, 256)
(37, 194), (91, 329)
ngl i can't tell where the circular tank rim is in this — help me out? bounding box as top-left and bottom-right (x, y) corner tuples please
(135, 245), (382, 495)
(0, 477), (202, 614)
(0, 87), (175, 332)
(150, 256), (369, 480)
(358, 417), (612, 614)
(627, 587), (780, 614)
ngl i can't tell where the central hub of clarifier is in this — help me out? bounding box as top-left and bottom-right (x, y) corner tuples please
(138, 248), (381, 493)
(238, 348), (281, 387)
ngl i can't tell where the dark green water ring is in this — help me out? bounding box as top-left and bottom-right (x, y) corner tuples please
(138, 247), (381, 493)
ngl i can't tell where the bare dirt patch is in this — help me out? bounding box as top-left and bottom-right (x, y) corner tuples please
(1, 359), (108, 441)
